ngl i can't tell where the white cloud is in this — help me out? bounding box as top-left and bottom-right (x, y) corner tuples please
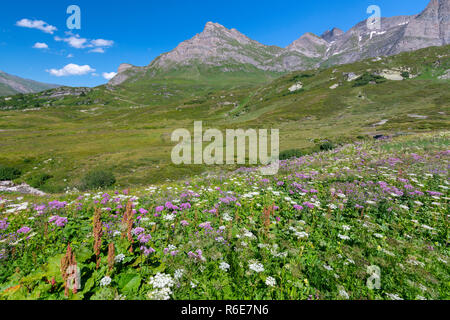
(91, 39), (114, 47)
(89, 47), (105, 53)
(102, 72), (117, 80)
(33, 42), (48, 49)
(55, 34), (88, 49)
(16, 19), (57, 34)
(67, 54), (74, 58)
(47, 64), (96, 77)
(55, 34), (114, 53)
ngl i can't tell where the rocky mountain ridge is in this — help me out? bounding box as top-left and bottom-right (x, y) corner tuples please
(0, 70), (60, 96)
(110, 0), (450, 85)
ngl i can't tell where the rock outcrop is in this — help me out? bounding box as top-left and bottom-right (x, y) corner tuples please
(0, 181), (46, 196)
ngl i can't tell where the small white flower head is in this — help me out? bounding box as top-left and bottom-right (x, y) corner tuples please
(100, 276), (112, 287)
(164, 213), (176, 221)
(338, 234), (350, 241)
(249, 261), (265, 273)
(295, 231), (309, 239)
(386, 293), (403, 300)
(219, 262), (230, 271)
(114, 253), (125, 263)
(148, 287), (172, 300)
(323, 265), (333, 271)
(174, 269), (184, 280)
(222, 212), (233, 222)
(338, 287), (349, 299)
(148, 273), (174, 289)
(265, 276), (276, 287)
(242, 229), (256, 239)
(373, 233), (384, 238)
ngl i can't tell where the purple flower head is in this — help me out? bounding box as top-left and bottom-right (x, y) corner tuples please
(199, 222), (213, 230)
(139, 208), (148, 215)
(137, 233), (152, 244)
(181, 220), (189, 227)
(180, 202), (191, 210)
(17, 226), (31, 234)
(303, 202), (315, 209)
(48, 200), (67, 210)
(0, 219), (9, 231)
(140, 246), (155, 256)
(132, 227), (145, 235)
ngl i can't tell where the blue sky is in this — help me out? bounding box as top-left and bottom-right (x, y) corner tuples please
(0, 0), (430, 87)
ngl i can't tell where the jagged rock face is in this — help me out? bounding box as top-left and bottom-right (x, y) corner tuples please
(396, 0), (450, 52)
(321, 28), (344, 42)
(323, 15), (413, 65)
(109, 0), (449, 85)
(325, 0), (449, 64)
(108, 63), (144, 86)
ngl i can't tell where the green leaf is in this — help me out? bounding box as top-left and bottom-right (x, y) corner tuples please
(118, 272), (141, 295)
(82, 276), (95, 294)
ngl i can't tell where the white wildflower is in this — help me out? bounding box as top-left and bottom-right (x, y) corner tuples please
(219, 262), (230, 271)
(114, 253), (125, 263)
(148, 287), (172, 300)
(265, 276), (276, 287)
(100, 276), (112, 287)
(249, 261), (265, 273)
(163, 213), (176, 221)
(386, 293), (403, 300)
(148, 273), (174, 289)
(338, 234), (350, 241)
(174, 269), (184, 280)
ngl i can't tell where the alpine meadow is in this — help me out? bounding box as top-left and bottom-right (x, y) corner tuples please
(0, 0), (449, 302)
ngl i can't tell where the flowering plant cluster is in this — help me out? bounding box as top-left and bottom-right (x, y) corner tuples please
(0, 132), (448, 300)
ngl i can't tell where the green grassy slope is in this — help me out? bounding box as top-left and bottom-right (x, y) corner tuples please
(0, 45), (448, 193)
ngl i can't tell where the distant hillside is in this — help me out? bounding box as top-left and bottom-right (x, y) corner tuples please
(0, 70), (60, 96)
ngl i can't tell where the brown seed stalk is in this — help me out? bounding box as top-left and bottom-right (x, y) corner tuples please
(93, 208), (103, 268)
(107, 242), (115, 273)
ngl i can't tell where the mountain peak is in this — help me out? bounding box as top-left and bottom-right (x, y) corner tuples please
(204, 21), (225, 30)
(199, 21), (251, 44)
(287, 32), (329, 58)
(321, 27), (344, 42)
(117, 63), (134, 74)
